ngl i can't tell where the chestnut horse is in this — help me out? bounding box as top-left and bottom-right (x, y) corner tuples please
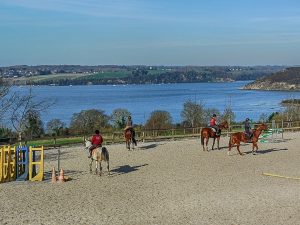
(125, 129), (134, 150)
(228, 123), (268, 156)
(201, 121), (229, 151)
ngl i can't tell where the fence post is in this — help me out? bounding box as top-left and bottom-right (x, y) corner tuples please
(112, 133), (115, 144)
(0, 146), (3, 183)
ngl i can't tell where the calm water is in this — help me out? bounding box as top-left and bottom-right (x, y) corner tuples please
(12, 81), (300, 125)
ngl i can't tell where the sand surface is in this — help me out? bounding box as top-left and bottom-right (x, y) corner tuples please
(1, 132), (300, 225)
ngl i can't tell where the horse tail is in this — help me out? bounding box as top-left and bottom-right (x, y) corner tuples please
(201, 130), (204, 146)
(101, 147), (109, 162)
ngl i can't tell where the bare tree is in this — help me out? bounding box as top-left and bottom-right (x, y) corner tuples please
(181, 100), (205, 127)
(0, 78), (16, 123)
(10, 87), (51, 143)
(221, 104), (235, 123)
(46, 119), (65, 136)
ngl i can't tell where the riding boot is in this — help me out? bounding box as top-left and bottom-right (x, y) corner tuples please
(133, 138), (137, 146)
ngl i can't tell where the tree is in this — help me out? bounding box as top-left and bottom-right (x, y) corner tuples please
(144, 110), (172, 130)
(181, 100), (205, 127)
(10, 86), (51, 143)
(23, 109), (44, 140)
(110, 108), (131, 129)
(46, 119), (65, 136)
(69, 109), (109, 135)
(0, 78), (14, 124)
(259, 113), (268, 122)
(221, 104), (235, 124)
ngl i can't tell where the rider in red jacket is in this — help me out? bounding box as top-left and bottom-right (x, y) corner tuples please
(210, 114), (220, 135)
(88, 130), (103, 158)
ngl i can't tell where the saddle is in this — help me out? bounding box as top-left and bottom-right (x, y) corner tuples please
(210, 127), (221, 136)
(244, 132), (253, 142)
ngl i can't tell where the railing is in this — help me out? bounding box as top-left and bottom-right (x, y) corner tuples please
(106, 120), (300, 144)
(5, 120), (300, 147)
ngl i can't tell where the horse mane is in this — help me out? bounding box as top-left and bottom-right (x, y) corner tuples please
(219, 120), (228, 129)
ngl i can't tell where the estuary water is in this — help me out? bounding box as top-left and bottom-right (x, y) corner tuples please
(12, 81), (300, 125)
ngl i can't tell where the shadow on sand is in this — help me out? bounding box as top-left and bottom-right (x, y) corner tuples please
(245, 148), (288, 155)
(109, 164), (148, 177)
(138, 144), (159, 150)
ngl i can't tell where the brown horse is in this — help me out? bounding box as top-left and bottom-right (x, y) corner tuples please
(228, 123), (268, 156)
(201, 121), (229, 151)
(125, 129), (134, 150)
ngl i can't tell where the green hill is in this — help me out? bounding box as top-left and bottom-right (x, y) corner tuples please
(243, 67), (300, 91)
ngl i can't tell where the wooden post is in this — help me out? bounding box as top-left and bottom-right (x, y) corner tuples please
(57, 149), (61, 173)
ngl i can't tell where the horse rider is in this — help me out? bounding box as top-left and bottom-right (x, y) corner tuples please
(124, 116), (137, 146)
(244, 118), (253, 142)
(88, 129), (103, 158)
(210, 114), (220, 135)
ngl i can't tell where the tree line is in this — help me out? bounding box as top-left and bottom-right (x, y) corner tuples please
(1, 78), (299, 143)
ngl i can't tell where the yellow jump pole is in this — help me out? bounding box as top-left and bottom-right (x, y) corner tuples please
(262, 172), (300, 180)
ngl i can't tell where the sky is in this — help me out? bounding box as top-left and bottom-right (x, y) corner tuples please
(1, 0), (300, 66)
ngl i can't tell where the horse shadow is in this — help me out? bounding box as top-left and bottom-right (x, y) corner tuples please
(245, 148), (288, 155)
(138, 143), (159, 150)
(109, 164), (148, 177)
(270, 138), (291, 143)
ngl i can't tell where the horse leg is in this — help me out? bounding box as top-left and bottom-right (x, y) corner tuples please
(228, 137), (233, 156)
(254, 142), (259, 152)
(89, 160), (93, 173)
(217, 137), (220, 150)
(205, 138), (209, 151)
(236, 142), (244, 155)
(212, 138), (215, 150)
(107, 161), (110, 175)
(95, 160), (98, 175)
(99, 161), (102, 176)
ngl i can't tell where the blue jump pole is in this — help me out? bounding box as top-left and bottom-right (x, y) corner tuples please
(16, 146), (29, 181)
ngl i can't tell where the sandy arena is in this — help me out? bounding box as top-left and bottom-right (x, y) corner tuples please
(1, 132), (300, 225)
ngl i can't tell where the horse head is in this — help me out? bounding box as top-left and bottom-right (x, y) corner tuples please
(219, 121), (229, 129)
(84, 139), (92, 149)
(257, 123), (268, 131)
